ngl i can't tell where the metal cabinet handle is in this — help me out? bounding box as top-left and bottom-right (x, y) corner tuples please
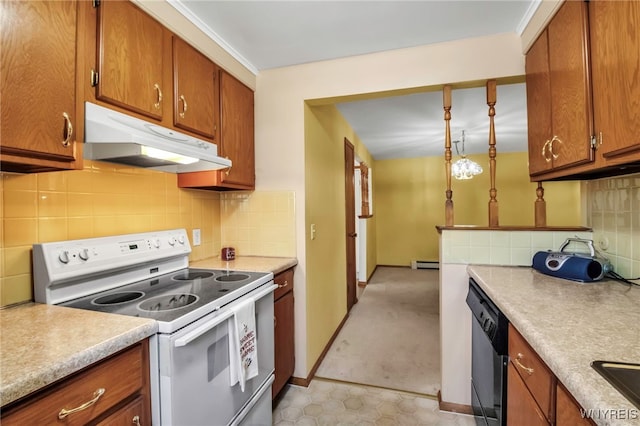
(62, 112), (73, 147)
(133, 415), (141, 426)
(153, 83), (163, 110)
(549, 135), (562, 160)
(541, 139), (552, 162)
(277, 280), (288, 289)
(179, 95), (188, 118)
(58, 388), (105, 419)
(514, 353), (534, 375)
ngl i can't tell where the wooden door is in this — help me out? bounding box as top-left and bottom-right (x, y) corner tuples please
(589, 0), (640, 162)
(526, 30), (553, 177)
(219, 71), (255, 189)
(1, 0), (78, 167)
(344, 139), (357, 311)
(546, 0), (593, 170)
(173, 36), (217, 139)
(97, 0), (164, 120)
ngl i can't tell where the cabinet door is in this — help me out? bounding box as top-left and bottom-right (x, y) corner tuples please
(94, 395), (146, 426)
(507, 363), (550, 426)
(0, 0), (78, 170)
(273, 291), (295, 399)
(173, 36), (217, 139)
(526, 30), (553, 176)
(220, 70), (256, 189)
(589, 1), (640, 162)
(96, 0), (164, 120)
(546, 0), (593, 170)
(556, 383), (595, 426)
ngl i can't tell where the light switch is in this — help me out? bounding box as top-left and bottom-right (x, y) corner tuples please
(192, 229), (201, 246)
(310, 224), (316, 240)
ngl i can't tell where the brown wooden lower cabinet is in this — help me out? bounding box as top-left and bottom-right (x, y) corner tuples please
(507, 362), (550, 426)
(556, 383), (596, 426)
(1, 340), (150, 426)
(507, 325), (595, 426)
(273, 267), (295, 399)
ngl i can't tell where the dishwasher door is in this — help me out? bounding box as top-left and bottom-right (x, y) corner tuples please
(467, 278), (509, 426)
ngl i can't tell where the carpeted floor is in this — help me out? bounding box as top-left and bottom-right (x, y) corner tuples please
(315, 266), (440, 396)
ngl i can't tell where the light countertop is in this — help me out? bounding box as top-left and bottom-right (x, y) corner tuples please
(190, 255), (297, 275)
(0, 303), (157, 407)
(468, 265), (640, 426)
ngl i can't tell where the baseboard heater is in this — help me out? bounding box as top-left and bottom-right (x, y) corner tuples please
(411, 260), (439, 270)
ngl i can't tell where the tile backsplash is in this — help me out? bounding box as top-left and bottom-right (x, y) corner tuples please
(220, 191), (296, 257)
(440, 230), (594, 266)
(586, 173), (640, 278)
(0, 161), (297, 307)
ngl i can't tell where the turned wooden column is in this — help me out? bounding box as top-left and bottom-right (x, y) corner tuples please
(535, 182), (547, 227)
(486, 80), (499, 228)
(443, 85), (453, 226)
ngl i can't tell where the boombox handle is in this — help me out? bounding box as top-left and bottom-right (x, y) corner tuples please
(559, 238), (596, 257)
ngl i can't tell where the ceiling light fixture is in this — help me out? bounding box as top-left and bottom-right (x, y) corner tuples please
(451, 130), (483, 180)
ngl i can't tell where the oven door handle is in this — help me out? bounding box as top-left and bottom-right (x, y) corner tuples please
(174, 309), (233, 347)
(173, 283), (277, 348)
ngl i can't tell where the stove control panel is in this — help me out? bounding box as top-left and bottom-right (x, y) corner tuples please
(34, 229), (191, 270)
(33, 229), (192, 305)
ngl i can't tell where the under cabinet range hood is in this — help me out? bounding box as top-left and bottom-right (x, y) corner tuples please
(83, 102), (231, 173)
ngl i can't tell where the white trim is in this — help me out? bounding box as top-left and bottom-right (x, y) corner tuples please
(516, 0), (542, 36)
(167, 0), (259, 75)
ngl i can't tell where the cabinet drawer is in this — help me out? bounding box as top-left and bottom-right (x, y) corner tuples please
(2, 343), (145, 425)
(274, 268), (294, 300)
(509, 325), (555, 421)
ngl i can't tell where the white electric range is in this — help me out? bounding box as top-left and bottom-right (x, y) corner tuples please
(33, 229), (276, 426)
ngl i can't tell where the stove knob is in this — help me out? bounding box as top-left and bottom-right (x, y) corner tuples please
(153, 238), (161, 248)
(178, 235), (185, 245)
(78, 248), (90, 261)
(168, 237), (176, 246)
(58, 251), (70, 264)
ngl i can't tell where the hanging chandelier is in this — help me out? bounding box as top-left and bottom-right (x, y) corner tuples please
(451, 130), (483, 180)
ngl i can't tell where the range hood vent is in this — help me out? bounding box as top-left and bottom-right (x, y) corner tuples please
(83, 102), (231, 173)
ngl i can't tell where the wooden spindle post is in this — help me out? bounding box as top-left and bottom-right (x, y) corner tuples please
(535, 182), (547, 227)
(443, 85), (453, 226)
(486, 80), (499, 228)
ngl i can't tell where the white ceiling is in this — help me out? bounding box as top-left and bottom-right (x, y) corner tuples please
(170, 0), (536, 160)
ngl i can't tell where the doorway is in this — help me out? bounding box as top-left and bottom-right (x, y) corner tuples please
(344, 138), (357, 311)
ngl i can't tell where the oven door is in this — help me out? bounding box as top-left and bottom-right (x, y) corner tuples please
(157, 283), (275, 426)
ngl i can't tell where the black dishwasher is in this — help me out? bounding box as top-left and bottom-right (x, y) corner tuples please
(466, 277), (509, 426)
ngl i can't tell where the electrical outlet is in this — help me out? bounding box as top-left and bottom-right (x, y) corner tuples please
(192, 229), (201, 246)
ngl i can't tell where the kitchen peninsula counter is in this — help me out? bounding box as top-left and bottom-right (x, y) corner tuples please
(468, 265), (640, 426)
(190, 255), (297, 275)
(0, 303), (157, 407)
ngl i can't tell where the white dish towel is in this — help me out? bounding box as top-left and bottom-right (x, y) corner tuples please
(228, 296), (259, 392)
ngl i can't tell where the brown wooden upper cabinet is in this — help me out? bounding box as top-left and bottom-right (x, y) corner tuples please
(589, 0), (640, 165)
(0, 0), (82, 172)
(96, 0), (165, 121)
(91, 0), (223, 144)
(526, 0), (593, 179)
(172, 36), (219, 140)
(178, 70), (255, 190)
(526, 0), (640, 180)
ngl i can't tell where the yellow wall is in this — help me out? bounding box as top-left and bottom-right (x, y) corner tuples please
(375, 152), (582, 266)
(304, 103), (376, 369)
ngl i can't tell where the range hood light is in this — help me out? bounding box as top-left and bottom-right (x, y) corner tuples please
(140, 146), (198, 165)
